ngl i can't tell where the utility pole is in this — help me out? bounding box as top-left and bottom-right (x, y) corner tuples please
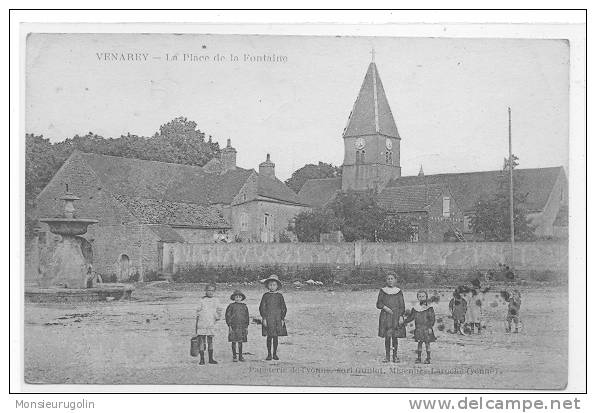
(508, 107), (515, 270)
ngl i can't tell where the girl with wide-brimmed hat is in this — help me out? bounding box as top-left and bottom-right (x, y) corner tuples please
(258, 275), (287, 360)
(225, 290), (250, 362)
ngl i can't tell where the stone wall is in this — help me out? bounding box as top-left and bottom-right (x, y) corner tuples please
(163, 240), (568, 273)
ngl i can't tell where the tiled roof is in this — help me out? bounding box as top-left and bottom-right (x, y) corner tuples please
(377, 184), (445, 212)
(385, 167), (565, 212)
(202, 157), (223, 173)
(298, 177), (342, 208)
(257, 175), (306, 205)
(343, 62), (400, 139)
(77, 151), (252, 205)
(298, 167), (564, 214)
(146, 224), (186, 242)
(113, 195), (231, 228)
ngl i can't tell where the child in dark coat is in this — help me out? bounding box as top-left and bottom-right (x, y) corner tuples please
(403, 290), (436, 364)
(225, 290), (250, 362)
(259, 275), (287, 361)
(376, 272), (406, 363)
(449, 290), (467, 335)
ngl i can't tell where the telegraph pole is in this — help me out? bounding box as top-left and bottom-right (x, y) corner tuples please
(508, 107), (515, 270)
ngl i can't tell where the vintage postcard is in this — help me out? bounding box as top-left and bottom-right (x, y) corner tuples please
(22, 27), (575, 390)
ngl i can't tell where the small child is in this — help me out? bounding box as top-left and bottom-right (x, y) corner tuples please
(225, 290), (250, 362)
(505, 289), (522, 333)
(375, 272), (406, 363)
(195, 283), (223, 365)
(403, 290), (436, 364)
(449, 290), (467, 335)
(466, 289), (482, 334)
(259, 275), (287, 360)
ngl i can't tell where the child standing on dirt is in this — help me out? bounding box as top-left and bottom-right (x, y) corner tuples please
(259, 275), (287, 360)
(506, 290), (522, 333)
(403, 290), (436, 364)
(376, 272), (406, 363)
(195, 283), (223, 365)
(466, 289), (482, 334)
(449, 290), (467, 335)
(225, 290), (250, 362)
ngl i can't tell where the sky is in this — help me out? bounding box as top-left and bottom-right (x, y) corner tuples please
(26, 34), (569, 180)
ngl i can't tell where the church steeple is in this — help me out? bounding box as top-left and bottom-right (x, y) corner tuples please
(341, 56), (402, 192)
(342, 60), (400, 139)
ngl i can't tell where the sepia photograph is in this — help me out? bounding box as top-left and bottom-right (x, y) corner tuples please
(21, 28), (573, 390)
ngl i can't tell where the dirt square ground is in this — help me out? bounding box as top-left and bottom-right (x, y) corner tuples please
(24, 282), (567, 389)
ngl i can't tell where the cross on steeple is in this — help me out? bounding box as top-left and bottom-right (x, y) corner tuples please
(370, 47), (376, 62)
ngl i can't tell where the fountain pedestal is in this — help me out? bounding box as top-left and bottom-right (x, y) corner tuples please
(40, 233), (89, 288)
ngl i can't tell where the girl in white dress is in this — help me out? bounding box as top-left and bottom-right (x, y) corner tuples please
(195, 283), (223, 365)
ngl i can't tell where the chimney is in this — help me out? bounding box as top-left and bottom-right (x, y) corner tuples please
(259, 153), (276, 179)
(220, 139), (237, 173)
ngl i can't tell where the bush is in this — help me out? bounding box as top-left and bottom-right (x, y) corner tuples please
(126, 271), (141, 282)
(171, 264), (339, 285)
(278, 231), (293, 243)
(103, 274), (118, 283)
(143, 270), (163, 282)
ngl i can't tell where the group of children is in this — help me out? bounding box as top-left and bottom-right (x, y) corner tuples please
(376, 272), (523, 365)
(194, 272), (522, 365)
(193, 274), (286, 365)
(448, 282), (522, 335)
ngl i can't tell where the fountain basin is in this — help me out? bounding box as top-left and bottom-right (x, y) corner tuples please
(39, 218), (99, 236)
(25, 284), (134, 303)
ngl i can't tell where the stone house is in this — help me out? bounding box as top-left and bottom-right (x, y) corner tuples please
(377, 183), (464, 242)
(32, 146), (308, 279)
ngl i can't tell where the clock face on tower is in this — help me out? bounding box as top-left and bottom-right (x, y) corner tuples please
(355, 138), (366, 150)
(385, 138), (393, 150)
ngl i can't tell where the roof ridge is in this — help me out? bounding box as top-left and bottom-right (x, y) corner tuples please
(77, 150), (250, 172)
(302, 176), (342, 184)
(397, 165), (564, 179)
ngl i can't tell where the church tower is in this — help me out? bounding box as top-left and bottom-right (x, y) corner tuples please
(341, 56), (401, 191)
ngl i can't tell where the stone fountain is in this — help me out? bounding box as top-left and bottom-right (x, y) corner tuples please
(26, 192), (133, 303)
(38, 193), (98, 289)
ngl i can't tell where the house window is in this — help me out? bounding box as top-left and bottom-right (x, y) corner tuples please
(385, 151), (393, 165)
(264, 213), (269, 227)
(463, 214), (473, 233)
(410, 225), (419, 243)
(442, 197), (451, 217)
(240, 212), (248, 231)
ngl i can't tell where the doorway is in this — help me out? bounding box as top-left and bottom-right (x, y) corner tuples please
(118, 254), (130, 281)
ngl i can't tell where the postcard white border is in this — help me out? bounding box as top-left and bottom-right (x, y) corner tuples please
(8, 9), (587, 400)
